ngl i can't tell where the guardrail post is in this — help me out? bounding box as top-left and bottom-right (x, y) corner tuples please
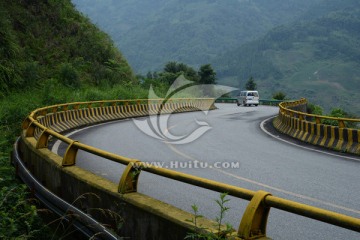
(118, 161), (142, 194)
(36, 128), (50, 149)
(25, 121), (37, 137)
(238, 190), (272, 240)
(62, 141), (79, 166)
(22, 117), (31, 130)
(338, 120), (345, 128)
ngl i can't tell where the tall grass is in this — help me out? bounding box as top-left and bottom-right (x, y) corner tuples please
(0, 83), (151, 238)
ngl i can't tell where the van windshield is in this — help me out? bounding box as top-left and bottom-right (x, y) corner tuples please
(247, 92), (258, 97)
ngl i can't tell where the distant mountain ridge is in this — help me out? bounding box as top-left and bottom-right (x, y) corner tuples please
(71, 0), (360, 115)
(72, 0), (321, 73)
(215, 0), (360, 114)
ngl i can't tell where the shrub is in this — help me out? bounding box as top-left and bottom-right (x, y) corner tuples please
(185, 193), (234, 240)
(42, 79), (68, 105)
(323, 108), (358, 128)
(272, 91), (286, 100)
(58, 63), (80, 89)
(21, 61), (41, 88)
(307, 103), (323, 115)
(84, 88), (108, 101)
(0, 184), (47, 239)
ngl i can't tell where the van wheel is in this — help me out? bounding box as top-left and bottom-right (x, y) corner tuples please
(255, 104), (258, 106)
(236, 102), (240, 106)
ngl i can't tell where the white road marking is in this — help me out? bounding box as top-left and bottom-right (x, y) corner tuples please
(260, 116), (360, 162)
(166, 143), (360, 215)
(52, 110), (360, 216)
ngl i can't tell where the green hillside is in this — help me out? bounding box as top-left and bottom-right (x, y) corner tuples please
(0, 0), (141, 238)
(215, 1), (360, 115)
(72, 0), (321, 73)
(0, 0), (135, 97)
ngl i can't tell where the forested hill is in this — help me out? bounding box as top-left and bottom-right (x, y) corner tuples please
(0, 1), (136, 238)
(71, 0), (322, 73)
(71, 0), (360, 114)
(215, 0), (360, 114)
(0, 0), (134, 98)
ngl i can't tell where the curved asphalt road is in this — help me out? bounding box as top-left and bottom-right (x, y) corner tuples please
(54, 104), (360, 240)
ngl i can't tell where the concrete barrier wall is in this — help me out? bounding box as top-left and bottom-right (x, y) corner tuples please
(34, 101), (216, 139)
(273, 99), (360, 155)
(17, 136), (220, 239)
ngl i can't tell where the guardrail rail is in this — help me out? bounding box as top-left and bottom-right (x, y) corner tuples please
(274, 98), (360, 155)
(215, 98), (287, 106)
(15, 98), (360, 239)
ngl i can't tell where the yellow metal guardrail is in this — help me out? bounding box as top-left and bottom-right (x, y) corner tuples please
(279, 98), (360, 128)
(21, 98), (360, 239)
(215, 98), (287, 106)
(276, 98), (360, 155)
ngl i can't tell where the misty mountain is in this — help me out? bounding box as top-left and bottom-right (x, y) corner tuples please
(71, 0), (360, 114)
(72, 0), (321, 73)
(215, 0), (360, 114)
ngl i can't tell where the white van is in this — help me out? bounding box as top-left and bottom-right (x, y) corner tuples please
(237, 91), (259, 106)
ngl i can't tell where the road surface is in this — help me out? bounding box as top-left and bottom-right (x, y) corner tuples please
(54, 104), (360, 239)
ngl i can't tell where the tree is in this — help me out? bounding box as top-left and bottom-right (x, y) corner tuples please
(164, 61), (178, 73)
(158, 72), (179, 85)
(198, 64), (216, 97)
(198, 64), (216, 85)
(146, 71), (153, 79)
(245, 76), (257, 90)
(161, 61), (199, 84)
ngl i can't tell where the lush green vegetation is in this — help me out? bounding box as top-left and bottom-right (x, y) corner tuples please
(0, 1), (221, 237)
(0, 0), (136, 96)
(307, 103), (358, 128)
(140, 61), (219, 98)
(272, 91), (286, 101)
(0, 0), (144, 238)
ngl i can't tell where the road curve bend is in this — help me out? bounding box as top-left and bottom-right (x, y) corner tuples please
(54, 104), (360, 240)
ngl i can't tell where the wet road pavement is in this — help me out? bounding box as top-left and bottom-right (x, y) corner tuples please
(54, 104), (360, 239)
